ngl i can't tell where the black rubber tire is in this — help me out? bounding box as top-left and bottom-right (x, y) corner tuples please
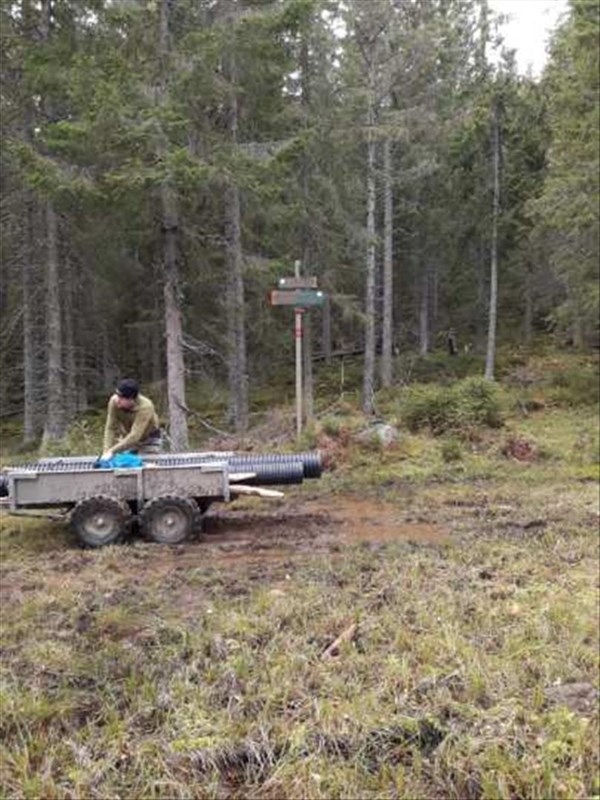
(139, 496), (201, 544)
(70, 495), (131, 548)
(195, 498), (213, 514)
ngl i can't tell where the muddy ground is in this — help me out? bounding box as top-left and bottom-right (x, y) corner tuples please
(1, 483), (597, 594)
(2, 477), (599, 617)
(0, 494), (448, 600)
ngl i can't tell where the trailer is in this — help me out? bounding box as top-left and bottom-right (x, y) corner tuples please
(0, 451), (322, 548)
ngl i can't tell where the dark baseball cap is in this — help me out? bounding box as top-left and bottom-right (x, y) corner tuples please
(116, 378), (139, 399)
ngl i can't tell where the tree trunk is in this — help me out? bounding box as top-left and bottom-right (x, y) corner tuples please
(419, 267), (430, 356)
(63, 257), (77, 419)
(102, 327), (115, 392)
(224, 180), (248, 434)
(39, 0), (65, 445)
(380, 137), (394, 387)
(42, 202), (65, 444)
(568, 282), (585, 348)
(22, 196), (41, 443)
(485, 97), (501, 381)
(22, 0), (41, 443)
(159, 0), (188, 450)
(475, 237), (486, 353)
(300, 31), (314, 423)
(222, 26), (248, 435)
(322, 294), (332, 363)
(431, 266), (439, 333)
(76, 298), (88, 414)
(524, 266), (533, 347)
(162, 184), (188, 450)
(362, 64), (377, 415)
(152, 300), (163, 385)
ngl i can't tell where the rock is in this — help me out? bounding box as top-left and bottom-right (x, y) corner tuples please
(355, 423), (399, 447)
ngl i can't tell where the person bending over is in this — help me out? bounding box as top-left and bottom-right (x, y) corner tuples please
(101, 378), (162, 461)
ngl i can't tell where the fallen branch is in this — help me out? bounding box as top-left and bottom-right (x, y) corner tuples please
(322, 623), (358, 659)
(179, 405), (234, 438)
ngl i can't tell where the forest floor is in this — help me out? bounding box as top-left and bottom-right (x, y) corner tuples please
(0, 354), (599, 799)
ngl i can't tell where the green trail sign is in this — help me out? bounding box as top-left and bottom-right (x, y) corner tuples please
(269, 288), (325, 308)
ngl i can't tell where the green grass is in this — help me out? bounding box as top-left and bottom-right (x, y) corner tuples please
(1, 498), (598, 799)
(0, 353), (598, 798)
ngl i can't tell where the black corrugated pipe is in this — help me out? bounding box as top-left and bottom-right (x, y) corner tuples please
(9, 451), (323, 484)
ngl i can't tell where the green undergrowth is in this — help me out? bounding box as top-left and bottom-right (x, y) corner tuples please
(312, 396), (599, 494)
(1, 351), (597, 462)
(394, 377), (503, 434)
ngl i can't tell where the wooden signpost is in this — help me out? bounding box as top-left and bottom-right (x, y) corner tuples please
(269, 261), (325, 438)
(277, 276), (318, 289)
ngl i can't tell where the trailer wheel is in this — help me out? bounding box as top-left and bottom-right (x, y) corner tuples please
(71, 496), (131, 548)
(196, 499), (213, 514)
(139, 496), (201, 544)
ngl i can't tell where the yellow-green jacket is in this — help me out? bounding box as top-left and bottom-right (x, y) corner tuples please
(102, 394), (159, 454)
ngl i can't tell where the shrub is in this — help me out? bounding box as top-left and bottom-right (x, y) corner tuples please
(321, 417), (342, 438)
(547, 365), (599, 407)
(454, 377), (503, 428)
(399, 385), (460, 434)
(441, 438), (463, 462)
(399, 377), (502, 435)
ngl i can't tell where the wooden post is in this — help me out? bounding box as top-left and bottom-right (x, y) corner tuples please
(269, 266), (323, 440)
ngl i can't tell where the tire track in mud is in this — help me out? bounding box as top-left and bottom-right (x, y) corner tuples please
(0, 496), (451, 604)
(184, 495), (450, 565)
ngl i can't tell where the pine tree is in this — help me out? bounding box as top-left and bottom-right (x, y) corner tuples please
(530, 0), (599, 346)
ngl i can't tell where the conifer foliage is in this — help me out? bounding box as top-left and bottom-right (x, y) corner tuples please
(0, 0), (597, 441)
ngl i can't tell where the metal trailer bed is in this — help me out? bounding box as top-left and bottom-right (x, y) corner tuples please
(0, 451), (322, 548)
